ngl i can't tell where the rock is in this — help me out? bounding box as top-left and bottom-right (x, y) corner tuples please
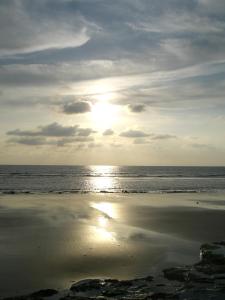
(70, 279), (103, 292)
(195, 262), (225, 275)
(163, 267), (190, 282)
(151, 292), (179, 299)
(200, 242), (225, 264)
(214, 241), (225, 246)
(102, 288), (126, 297)
(30, 289), (58, 297)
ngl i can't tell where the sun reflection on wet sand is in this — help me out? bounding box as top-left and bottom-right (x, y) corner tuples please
(98, 215), (109, 227)
(92, 226), (116, 242)
(90, 202), (118, 243)
(91, 202), (117, 219)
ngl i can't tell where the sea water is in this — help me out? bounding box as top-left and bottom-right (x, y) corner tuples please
(1, 165), (225, 194)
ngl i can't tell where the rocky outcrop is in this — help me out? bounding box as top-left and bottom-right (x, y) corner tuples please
(3, 242), (225, 300)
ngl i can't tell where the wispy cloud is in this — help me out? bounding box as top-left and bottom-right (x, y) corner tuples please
(0, 0), (94, 57)
(152, 134), (177, 140)
(120, 130), (150, 138)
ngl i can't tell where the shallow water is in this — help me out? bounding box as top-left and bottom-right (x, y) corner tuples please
(0, 192), (225, 296)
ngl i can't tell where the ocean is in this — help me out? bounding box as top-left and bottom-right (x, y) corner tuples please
(1, 165), (225, 194)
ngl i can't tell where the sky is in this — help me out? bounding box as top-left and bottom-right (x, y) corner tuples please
(0, 0), (225, 165)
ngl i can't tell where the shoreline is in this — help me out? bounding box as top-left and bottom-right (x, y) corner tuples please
(3, 241), (225, 300)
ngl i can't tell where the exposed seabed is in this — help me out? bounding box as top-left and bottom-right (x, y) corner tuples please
(4, 241), (225, 300)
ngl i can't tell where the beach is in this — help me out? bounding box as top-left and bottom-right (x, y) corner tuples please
(1, 0), (225, 296)
(1, 192), (225, 297)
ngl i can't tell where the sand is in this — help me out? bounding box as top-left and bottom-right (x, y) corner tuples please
(0, 192), (225, 297)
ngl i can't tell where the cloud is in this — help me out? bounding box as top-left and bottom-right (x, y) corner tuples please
(110, 143), (122, 148)
(77, 128), (96, 137)
(120, 129), (150, 138)
(198, 0), (225, 14)
(7, 122), (96, 138)
(88, 142), (102, 148)
(191, 143), (215, 150)
(56, 137), (95, 146)
(8, 137), (47, 146)
(39, 123), (78, 137)
(7, 135), (95, 147)
(128, 11), (225, 35)
(152, 134), (177, 140)
(133, 138), (149, 144)
(132, 134), (177, 143)
(7, 123), (77, 137)
(0, 0), (93, 57)
(103, 129), (114, 136)
(62, 101), (91, 114)
(1, 0), (225, 164)
(128, 104), (146, 113)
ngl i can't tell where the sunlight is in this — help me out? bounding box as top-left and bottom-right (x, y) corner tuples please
(89, 202), (117, 243)
(89, 81), (114, 96)
(90, 165), (116, 176)
(90, 165), (117, 192)
(93, 227), (116, 242)
(98, 215), (109, 227)
(91, 176), (114, 192)
(91, 102), (119, 130)
(91, 202), (116, 218)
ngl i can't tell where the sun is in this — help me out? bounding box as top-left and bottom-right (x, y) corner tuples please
(91, 102), (119, 130)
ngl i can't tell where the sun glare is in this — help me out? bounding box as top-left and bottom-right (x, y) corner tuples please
(91, 102), (119, 130)
(90, 202), (117, 243)
(91, 202), (116, 219)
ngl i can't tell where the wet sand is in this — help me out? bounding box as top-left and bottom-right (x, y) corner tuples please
(0, 192), (225, 297)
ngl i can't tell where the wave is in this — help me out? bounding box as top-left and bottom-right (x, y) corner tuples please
(0, 188), (223, 195)
(1, 173), (225, 178)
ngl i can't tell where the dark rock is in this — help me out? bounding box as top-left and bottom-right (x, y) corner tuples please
(214, 241), (225, 246)
(104, 279), (119, 285)
(118, 280), (133, 287)
(195, 262), (225, 275)
(70, 279), (103, 292)
(156, 284), (166, 287)
(144, 275), (154, 282)
(102, 288), (126, 297)
(163, 267), (190, 282)
(30, 289), (58, 297)
(151, 292), (179, 299)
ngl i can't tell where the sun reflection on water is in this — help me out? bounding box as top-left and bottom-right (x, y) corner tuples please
(90, 165), (117, 192)
(92, 177), (114, 192)
(90, 165), (116, 176)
